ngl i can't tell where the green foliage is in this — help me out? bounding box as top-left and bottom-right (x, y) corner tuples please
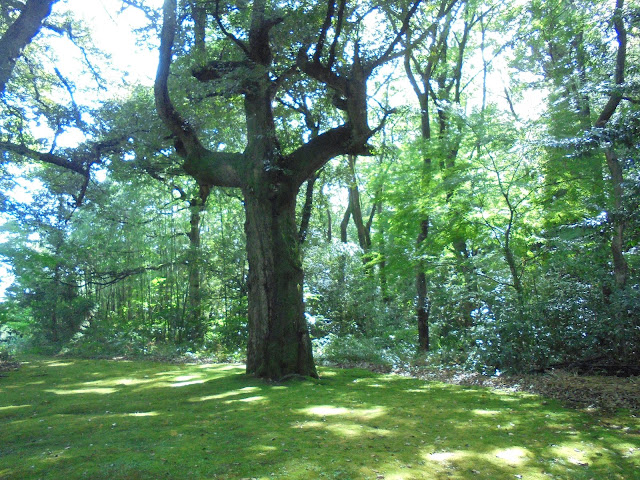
(317, 334), (387, 365)
(467, 272), (640, 374)
(1, 0), (639, 377)
(316, 330), (418, 368)
(207, 295), (248, 355)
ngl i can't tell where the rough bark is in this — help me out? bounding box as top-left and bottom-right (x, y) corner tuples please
(0, 0), (58, 94)
(244, 184), (317, 379)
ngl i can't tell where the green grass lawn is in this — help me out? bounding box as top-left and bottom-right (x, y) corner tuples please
(0, 357), (638, 479)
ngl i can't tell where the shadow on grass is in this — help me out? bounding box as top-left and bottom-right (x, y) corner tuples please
(1, 357), (638, 479)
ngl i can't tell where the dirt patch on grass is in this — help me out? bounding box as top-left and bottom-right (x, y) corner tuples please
(328, 361), (640, 412)
(402, 367), (640, 412)
(0, 359), (20, 373)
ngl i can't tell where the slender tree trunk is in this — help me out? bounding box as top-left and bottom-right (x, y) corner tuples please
(593, 0), (627, 290)
(347, 155), (371, 252)
(416, 219), (430, 352)
(49, 264), (62, 343)
(605, 149), (628, 289)
(185, 185), (210, 343)
(186, 203), (203, 339)
(298, 173), (318, 244)
(243, 184), (317, 379)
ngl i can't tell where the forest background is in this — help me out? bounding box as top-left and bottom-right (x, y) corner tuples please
(0, 0), (638, 379)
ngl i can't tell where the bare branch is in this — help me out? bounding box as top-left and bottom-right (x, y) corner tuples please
(315, 0), (336, 64)
(327, 0), (346, 69)
(214, 0), (251, 58)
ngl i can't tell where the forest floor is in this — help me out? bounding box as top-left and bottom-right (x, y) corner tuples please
(400, 367), (640, 413)
(332, 362), (640, 413)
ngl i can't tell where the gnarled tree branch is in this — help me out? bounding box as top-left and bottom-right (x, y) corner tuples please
(155, 0), (244, 189)
(0, 0), (58, 94)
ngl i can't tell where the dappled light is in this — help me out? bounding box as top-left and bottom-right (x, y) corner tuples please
(190, 385), (260, 403)
(472, 409), (501, 416)
(0, 404), (31, 411)
(232, 395), (266, 403)
(301, 405), (386, 420)
(46, 387), (117, 395)
(43, 361), (75, 368)
(170, 377), (207, 388)
(1, 358), (639, 479)
(491, 447), (531, 466)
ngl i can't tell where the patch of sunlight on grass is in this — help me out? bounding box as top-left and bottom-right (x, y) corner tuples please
(296, 420), (325, 429)
(171, 379), (206, 387)
(43, 361), (74, 367)
(46, 387), (117, 395)
(190, 386), (260, 402)
(492, 389), (539, 401)
(124, 412), (159, 417)
(0, 404), (31, 411)
(301, 405), (386, 420)
(214, 364), (245, 371)
(405, 387), (430, 393)
(251, 445), (277, 453)
(427, 447), (532, 470)
(116, 378), (153, 386)
(550, 440), (620, 467)
(81, 377), (156, 388)
(326, 422), (364, 437)
(491, 446), (531, 465)
(304, 405), (349, 416)
(233, 395), (266, 403)
(429, 451), (463, 462)
(173, 375), (202, 382)
(473, 409), (501, 415)
(385, 472), (426, 480)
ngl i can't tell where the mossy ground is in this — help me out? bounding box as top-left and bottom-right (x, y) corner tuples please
(0, 357), (638, 479)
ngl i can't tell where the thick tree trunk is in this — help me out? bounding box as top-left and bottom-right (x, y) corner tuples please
(244, 185), (317, 379)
